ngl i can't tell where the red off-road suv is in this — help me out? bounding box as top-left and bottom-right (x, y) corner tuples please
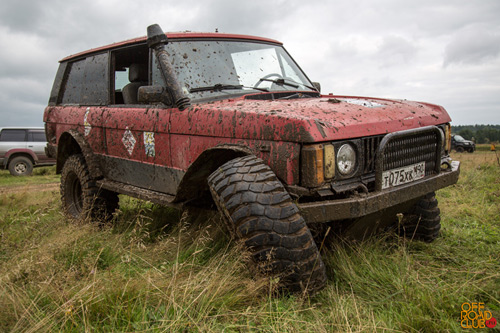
(44, 24), (460, 293)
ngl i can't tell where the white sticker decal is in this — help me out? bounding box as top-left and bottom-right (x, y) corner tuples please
(122, 127), (136, 155)
(339, 98), (385, 108)
(84, 107), (91, 136)
(144, 132), (155, 157)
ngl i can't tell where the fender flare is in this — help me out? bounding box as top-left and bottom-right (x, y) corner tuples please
(57, 130), (103, 179)
(174, 144), (252, 203)
(5, 149), (38, 165)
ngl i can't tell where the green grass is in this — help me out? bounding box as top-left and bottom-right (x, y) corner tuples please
(0, 152), (499, 331)
(0, 166), (59, 187)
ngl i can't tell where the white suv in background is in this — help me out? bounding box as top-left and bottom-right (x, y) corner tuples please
(0, 128), (56, 176)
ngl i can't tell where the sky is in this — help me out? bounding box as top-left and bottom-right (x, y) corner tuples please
(0, 0), (499, 128)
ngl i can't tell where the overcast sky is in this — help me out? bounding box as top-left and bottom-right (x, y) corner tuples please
(1, 0), (499, 128)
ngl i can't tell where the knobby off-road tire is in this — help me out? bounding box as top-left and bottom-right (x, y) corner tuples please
(208, 155), (327, 294)
(9, 156), (33, 176)
(399, 192), (441, 242)
(61, 154), (118, 222)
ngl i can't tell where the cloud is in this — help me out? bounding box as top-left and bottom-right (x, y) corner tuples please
(444, 27), (500, 67)
(376, 35), (417, 68)
(0, 0), (499, 127)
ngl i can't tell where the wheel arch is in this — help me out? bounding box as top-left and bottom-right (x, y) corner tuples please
(56, 130), (102, 178)
(6, 151), (36, 168)
(174, 144), (252, 203)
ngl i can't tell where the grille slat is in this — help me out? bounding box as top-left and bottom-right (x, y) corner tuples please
(363, 136), (382, 173)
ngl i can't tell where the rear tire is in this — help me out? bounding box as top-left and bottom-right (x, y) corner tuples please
(8, 156), (33, 176)
(208, 155), (327, 294)
(60, 154), (118, 222)
(455, 146), (464, 153)
(398, 192), (441, 242)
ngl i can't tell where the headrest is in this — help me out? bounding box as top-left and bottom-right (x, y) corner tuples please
(129, 63), (148, 82)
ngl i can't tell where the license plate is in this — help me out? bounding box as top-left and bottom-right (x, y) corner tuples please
(381, 162), (425, 189)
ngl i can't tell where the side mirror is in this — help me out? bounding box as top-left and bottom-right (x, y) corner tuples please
(138, 85), (172, 105)
(312, 82), (321, 93)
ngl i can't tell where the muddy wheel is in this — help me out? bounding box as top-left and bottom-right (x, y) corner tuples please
(398, 192), (441, 242)
(208, 155), (327, 294)
(61, 154), (118, 222)
(455, 146), (464, 153)
(8, 156), (33, 176)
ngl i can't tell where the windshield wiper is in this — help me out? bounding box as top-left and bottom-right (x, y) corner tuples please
(258, 78), (317, 91)
(189, 83), (268, 93)
(258, 78), (299, 89)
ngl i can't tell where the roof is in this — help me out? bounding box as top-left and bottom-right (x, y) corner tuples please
(60, 32), (283, 62)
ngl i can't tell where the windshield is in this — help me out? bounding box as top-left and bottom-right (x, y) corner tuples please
(152, 40), (315, 101)
(454, 135), (465, 142)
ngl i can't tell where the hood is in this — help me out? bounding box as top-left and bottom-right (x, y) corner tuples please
(172, 94), (451, 143)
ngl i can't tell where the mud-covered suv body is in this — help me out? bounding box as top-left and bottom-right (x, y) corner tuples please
(44, 24), (460, 293)
(0, 127), (55, 176)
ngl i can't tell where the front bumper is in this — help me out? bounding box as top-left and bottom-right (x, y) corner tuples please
(299, 161), (460, 223)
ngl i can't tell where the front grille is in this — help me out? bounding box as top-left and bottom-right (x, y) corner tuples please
(374, 126), (443, 190)
(382, 132), (440, 176)
(363, 130), (440, 175)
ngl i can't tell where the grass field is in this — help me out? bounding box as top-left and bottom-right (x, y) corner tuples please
(0, 150), (499, 332)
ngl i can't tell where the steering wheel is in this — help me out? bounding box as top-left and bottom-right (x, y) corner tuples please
(254, 73), (283, 88)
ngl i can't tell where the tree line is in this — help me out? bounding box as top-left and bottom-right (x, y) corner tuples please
(453, 125), (500, 144)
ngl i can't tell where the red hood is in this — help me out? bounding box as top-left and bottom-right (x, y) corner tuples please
(172, 94), (451, 143)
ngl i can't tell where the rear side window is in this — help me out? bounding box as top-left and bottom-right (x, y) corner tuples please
(28, 131), (47, 142)
(0, 129), (26, 142)
(60, 53), (109, 105)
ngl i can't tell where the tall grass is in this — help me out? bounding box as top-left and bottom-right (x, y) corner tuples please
(0, 151), (498, 331)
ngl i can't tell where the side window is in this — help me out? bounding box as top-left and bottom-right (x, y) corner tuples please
(0, 129), (26, 142)
(82, 54), (109, 105)
(28, 131), (47, 142)
(60, 53), (109, 105)
(112, 44), (149, 104)
(61, 59), (85, 104)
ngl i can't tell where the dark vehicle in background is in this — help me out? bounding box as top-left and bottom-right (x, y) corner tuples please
(0, 128), (56, 176)
(451, 135), (475, 153)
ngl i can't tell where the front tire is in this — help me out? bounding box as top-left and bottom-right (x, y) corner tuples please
(60, 154), (118, 222)
(208, 155), (327, 294)
(8, 156), (33, 176)
(398, 192), (441, 242)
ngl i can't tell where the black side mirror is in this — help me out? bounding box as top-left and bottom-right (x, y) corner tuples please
(138, 86), (172, 105)
(312, 82), (321, 93)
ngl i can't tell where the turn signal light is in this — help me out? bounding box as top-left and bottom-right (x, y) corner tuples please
(301, 144), (324, 187)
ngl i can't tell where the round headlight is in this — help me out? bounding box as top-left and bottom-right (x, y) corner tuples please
(337, 144), (356, 175)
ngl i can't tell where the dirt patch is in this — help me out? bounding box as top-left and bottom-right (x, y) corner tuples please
(0, 182), (59, 195)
